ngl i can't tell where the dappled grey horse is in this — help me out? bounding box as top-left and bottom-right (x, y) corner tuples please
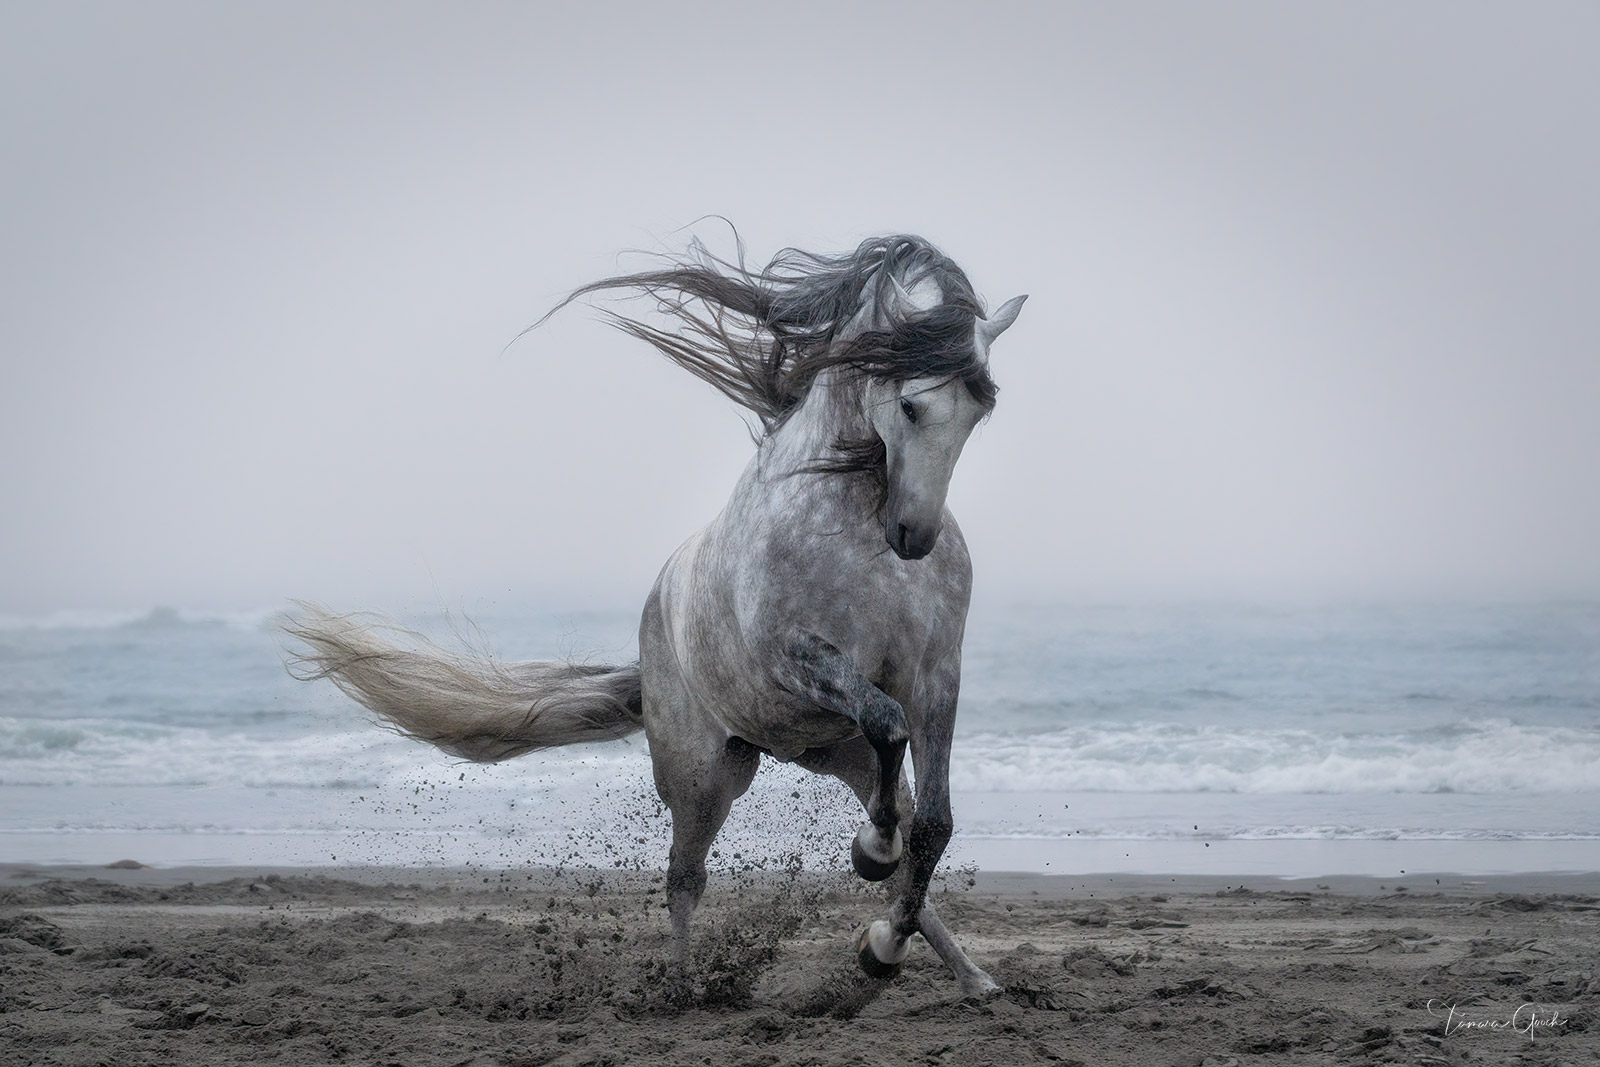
(285, 234), (1025, 994)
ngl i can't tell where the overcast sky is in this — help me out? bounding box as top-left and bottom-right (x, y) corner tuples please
(2, 2), (1597, 615)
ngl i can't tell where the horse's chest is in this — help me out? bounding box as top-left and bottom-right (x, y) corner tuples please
(658, 505), (962, 751)
(686, 597), (938, 753)
(673, 611), (871, 747)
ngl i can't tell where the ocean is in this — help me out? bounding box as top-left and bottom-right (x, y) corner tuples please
(3, 601), (1597, 878)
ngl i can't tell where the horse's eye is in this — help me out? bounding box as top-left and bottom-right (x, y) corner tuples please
(899, 397), (918, 423)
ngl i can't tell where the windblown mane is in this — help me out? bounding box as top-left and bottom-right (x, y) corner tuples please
(537, 232), (999, 435)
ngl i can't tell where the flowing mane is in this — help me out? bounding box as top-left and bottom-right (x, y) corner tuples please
(538, 233), (999, 434)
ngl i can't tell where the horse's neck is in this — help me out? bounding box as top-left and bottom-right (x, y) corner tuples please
(762, 368), (869, 476)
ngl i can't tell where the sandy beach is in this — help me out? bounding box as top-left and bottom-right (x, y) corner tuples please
(2, 863), (1596, 1066)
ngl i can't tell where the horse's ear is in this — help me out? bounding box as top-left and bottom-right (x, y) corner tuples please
(848, 269), (945, 335)
(976, 294), (1028, 354)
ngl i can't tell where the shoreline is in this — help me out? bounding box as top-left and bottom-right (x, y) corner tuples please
(8, 823), (1600, 878)
(8, 861), (1600, 899)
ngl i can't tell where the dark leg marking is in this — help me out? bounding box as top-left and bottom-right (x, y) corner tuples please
(776, 633), (908, 873)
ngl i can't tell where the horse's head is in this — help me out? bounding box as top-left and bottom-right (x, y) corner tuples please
(549, 231), (1027, 561)
(860, 285), (1027, 560)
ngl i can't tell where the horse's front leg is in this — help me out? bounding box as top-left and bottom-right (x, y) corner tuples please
(856, 673), (995, 993)
(855, 716), (949, 978)
(794, 734), (997, 996)
(776, 633), (908, 881)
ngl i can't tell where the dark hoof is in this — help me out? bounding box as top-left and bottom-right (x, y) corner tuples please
(856, 927), (903, 981)
(851, 835), (900, 882)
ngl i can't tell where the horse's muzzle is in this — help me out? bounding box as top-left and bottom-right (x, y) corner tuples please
(890, 522), (938, 561)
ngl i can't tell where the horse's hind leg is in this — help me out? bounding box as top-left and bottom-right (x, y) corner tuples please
(796, 737), (998, 997)
(640, 591), (760, 961)
(639, 673), (759, 959)
(915, 898), (998, 997)
(656, 730), (759, 953)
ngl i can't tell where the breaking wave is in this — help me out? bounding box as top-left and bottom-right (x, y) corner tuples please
(951, 718), (1600, 794)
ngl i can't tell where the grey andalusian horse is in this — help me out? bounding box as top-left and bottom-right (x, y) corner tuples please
(285, 233), (1025, 995)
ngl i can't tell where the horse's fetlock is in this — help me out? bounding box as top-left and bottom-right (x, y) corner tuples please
(889, 902), (923, 939)
(666, 865), (707, 902)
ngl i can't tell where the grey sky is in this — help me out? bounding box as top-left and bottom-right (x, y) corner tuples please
(3, 2), (1597, 614)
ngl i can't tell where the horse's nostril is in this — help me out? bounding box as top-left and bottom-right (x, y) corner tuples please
(897, 524), (910, 552)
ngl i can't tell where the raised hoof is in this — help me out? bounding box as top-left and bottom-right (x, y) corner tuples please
(851, 835), (900, 882)
(851, 825), (902, 883)
(855, 922), (907, 981)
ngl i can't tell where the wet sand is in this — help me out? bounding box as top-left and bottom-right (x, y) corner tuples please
(3, 863), (1597, 1066)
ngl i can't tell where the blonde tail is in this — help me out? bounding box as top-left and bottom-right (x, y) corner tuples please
(280, 604), (643, 762)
